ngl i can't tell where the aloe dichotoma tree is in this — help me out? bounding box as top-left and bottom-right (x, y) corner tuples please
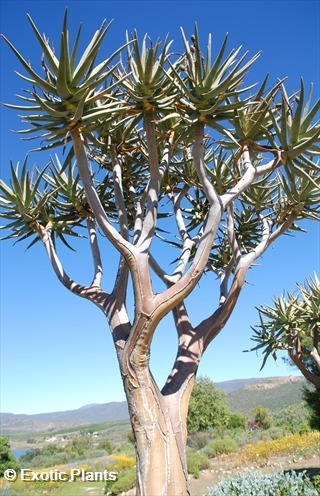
(1, 12), (319, 495)
(248, 274), (320, 389)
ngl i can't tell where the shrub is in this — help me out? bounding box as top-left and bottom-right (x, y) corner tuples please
(204, 438), (238, 458)
(227, 413), (246, 430)
(187, 430), (212, 450)
(64, 435), (93, 457)
(250, 406), (273, 430)
(108, 454), (136, 471)
(106, 467), (136, 495)
(265, 427), (284, 440)
(187, 452), (210, 479)
(240, 432), (320, 464)
(207, 469), (318, 495)
(313, 475), (320, 488)
(97, 438), (114, 454)
(127, 430), (135, 444)
(274, 404), (311, 434)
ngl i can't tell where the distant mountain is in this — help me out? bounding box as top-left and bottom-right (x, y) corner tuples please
(1, 376), (305, 434)
(225, 376), (305, 414)
(1, 402), (129, 434)
(214, 377), (272, 394)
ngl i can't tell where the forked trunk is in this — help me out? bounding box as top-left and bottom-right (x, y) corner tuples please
(123, 369), (193, 495)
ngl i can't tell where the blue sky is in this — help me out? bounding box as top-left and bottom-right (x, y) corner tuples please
(0, 0), (319, 415)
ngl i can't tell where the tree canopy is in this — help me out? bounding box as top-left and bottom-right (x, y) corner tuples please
(187, 376), (230, 433)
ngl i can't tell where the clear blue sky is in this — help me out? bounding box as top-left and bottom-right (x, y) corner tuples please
(0, 0), (319, 415)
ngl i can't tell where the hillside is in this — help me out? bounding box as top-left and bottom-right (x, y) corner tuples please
(1, 402), (129, 434)
(226, 376), (305, 413)
(1, 376), (305, 434)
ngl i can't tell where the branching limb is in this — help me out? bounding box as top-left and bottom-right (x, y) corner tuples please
(312, 325), (320, 368)
(149, 125), (223, 322)
(71, 126), (148, 318)
(149, 253), (172, 285)
(287, 331), (320, 388)
(70, 126), (136, 260)
(136, 114), (173, 250)
(193, 122), (220, 206)
(243, 211), (298, 268)
(172, 185), (190, 242)
(110, 145), (129, 241)
(221, 146), (256, 208)
(148, 185), (195, 285)
(87, 218), (103, 288)
(227, 203), (242, 265)
(170, 185), (195, 283)
(40, 222), (108, 312)
(255, 150), (285, 176)
(242, 213), (274, 266)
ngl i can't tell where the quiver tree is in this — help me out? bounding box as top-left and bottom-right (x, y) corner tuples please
(1, 12), (320, 495)
(248, 274), (320, 389)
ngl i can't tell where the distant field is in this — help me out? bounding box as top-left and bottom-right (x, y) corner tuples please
(9, 420), (132, 452)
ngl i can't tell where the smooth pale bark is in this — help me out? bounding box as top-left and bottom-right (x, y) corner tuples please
(123, 369), (193, 496)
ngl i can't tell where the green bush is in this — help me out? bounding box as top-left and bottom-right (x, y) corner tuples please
(0, 437), (20, 477)
(313, 475), (320, 488)
(207, 469), (318, 495)
(274, 404), (311, 434)
(187, 452), (210, 479)
(187, 430), (212, 450)
(227, 413), (246, 430)
(106, 467), (136, 495)
(204, 438), (238, 458)
(127, 430), (135, 444)
(250, 406), (273, 430)
(97, 438), (114, 454)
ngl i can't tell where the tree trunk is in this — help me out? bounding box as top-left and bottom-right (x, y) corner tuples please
(122, 367), (193, 495)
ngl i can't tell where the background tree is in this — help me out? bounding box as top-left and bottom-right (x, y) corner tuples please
(248, 274), (320, 389)
(1, 12), (319, 495)
(248, 274), (320, 431)
(0, 438), (20, 478)
(250, 405), (273, 430)
(187, 376), (230, 434)
(303, 380), (320, 430)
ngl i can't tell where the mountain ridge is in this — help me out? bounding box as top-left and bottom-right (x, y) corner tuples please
(1, 376), (304, 434)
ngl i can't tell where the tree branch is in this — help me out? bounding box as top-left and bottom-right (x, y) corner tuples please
(227, 203), (242, 264)
(71, 126), (147, 318)
(136, 117), (173, 250)
(110, 145), (129, 241)
(87, 218), (103, 288)
(255, 150), (285, 176)
(70, 126), (135, 260)
(221, 146), (256, 208)
(40, 222), (108, 312)
(287, 332), (320, 388)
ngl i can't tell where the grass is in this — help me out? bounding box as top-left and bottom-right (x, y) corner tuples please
(56, 481), (105, 495)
